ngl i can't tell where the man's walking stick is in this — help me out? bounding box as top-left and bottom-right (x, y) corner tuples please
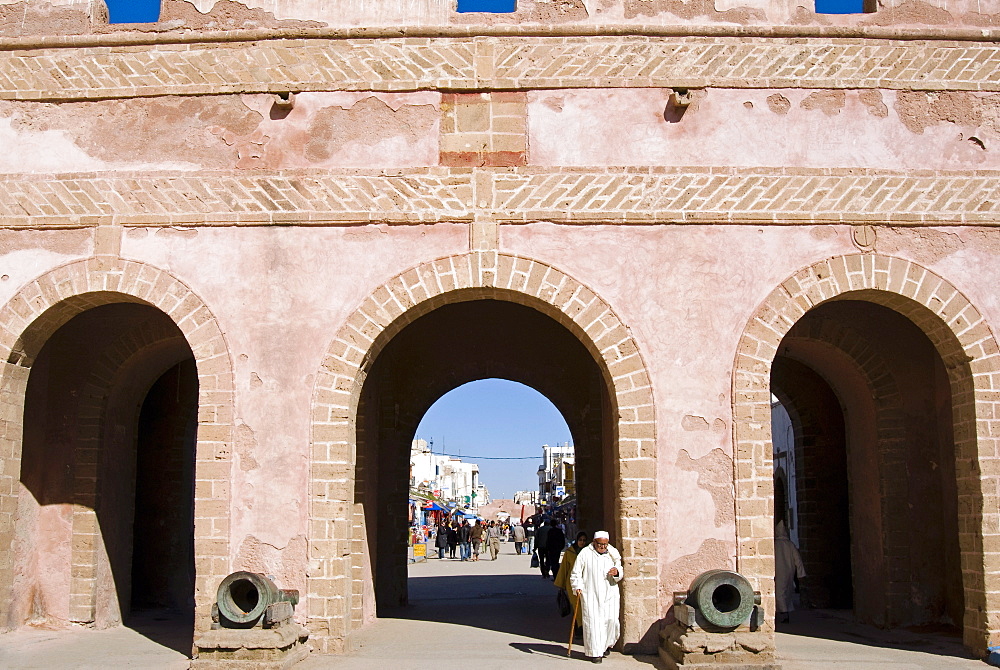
(567, 591), (581, 656)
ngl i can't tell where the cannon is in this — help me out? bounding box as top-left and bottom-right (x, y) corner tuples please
(212, 571), (300, 629)
(674, 569), (763, 632)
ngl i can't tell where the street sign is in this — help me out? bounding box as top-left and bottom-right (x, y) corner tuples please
(555, 486), (566, 497)
(413, 543), (426, 558)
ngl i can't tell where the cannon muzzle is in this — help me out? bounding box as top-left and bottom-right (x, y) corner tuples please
(681, 569), (761, 631)
(215, 571), (299, 629)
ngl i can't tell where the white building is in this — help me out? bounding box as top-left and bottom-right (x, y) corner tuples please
(538, 442), (575, 504)
(410, 438), (484, 507)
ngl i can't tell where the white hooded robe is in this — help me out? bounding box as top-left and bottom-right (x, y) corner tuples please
(774, 521), (805, 613)
(570, 543), (624, 658)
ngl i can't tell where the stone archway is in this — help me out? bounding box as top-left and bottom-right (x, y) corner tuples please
(308, 251), (658, 654)
(0, 259), (235, 636)
(734, 253), (1000, 654)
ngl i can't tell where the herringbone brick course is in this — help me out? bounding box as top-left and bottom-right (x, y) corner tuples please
(2, 37), (1000, 101)
(0, 168), (996, 226)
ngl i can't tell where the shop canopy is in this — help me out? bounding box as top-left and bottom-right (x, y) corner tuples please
(423, 502), (447, 511)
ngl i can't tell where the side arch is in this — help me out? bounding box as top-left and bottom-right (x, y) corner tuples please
(734, 253), (1000, 653)
(0, 258), (235, 633)
(308, 251), (658, 653)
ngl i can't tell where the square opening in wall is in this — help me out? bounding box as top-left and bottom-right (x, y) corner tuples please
(105, 0), (161, 23)
(814, 0), (874, 13)
(457, 0), (517, 12)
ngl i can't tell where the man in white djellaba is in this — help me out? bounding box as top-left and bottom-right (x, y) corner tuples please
(570, 530), (623, 663)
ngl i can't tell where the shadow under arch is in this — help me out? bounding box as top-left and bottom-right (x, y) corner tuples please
(308, 252), (659, 654)
(0, 259), (235, 651)
(733, 253), (1000, 656)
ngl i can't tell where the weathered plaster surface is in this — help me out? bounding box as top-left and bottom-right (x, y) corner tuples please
(529, 88), (1000, 169)
(3, 220), (1000, 625)
(0, 93), (440, 174)
(5, 0), (999, 37)
(119, 223), (469, 581)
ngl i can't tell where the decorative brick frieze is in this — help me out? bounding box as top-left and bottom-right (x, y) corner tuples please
(2, 36), (1000, 101)
(0, 168), (997, 227)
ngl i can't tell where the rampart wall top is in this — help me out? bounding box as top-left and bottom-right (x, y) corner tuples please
(3, 0), (1000, 43)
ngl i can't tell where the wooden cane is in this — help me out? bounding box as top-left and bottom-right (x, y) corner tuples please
(567, 591), (581, 656)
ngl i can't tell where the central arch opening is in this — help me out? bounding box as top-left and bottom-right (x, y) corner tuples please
(353, 298), (615, 629)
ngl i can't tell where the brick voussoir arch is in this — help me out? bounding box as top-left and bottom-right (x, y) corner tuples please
(0, 258), (235, 632)
(733, 253), (1000, 652)
(309, 251), (658, 653)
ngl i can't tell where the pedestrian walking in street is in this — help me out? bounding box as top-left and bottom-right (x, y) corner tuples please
(487, 520), (502, 560)
(512, 521), (526, 555)
(546, 520), (566, 580)
(525, 517), (536, 555)
(470, 519), (484, 561)
(458, 519), (472, 561)
(555, 531), (589, 639)
(447, 522), (459, 559)
(536, 519), (552, 578)
(570, 531), (623, 663)
(435, 520), (449, 560)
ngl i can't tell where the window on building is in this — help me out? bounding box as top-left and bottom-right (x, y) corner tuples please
(814, 0), (875, 13)
(105, 0), (161, 23)
(457, 0), (517, 12)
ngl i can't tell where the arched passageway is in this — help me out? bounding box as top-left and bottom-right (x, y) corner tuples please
(356, 299), (610, 615)
(308, 253), (659, 654)
(771, 301), (960, 627)
(0, 260), (235, 657)
(734, 254), (999, 656)
(11, 302), (197, 644)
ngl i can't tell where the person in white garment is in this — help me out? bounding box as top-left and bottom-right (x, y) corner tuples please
(570, 530), (623, 663)
(774, 520), (805, 623)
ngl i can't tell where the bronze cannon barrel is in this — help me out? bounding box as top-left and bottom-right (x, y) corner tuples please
(216, 571), (300, 628)
(686, 569), (757, 630)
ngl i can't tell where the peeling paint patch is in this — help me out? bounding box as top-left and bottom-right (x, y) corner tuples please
(623, 0), (764, 23)
(0, 96), (265, 171)
(453, 0), (589, 24)
(234, 534), (308, 596)
(235, 423), (260, 472)
(676, 448), (735, 527)
(859, 90), (889, 119)
(108, 0), (325, 32)
(766, 94), (790, 115)
(861, 0), (951, 26)
(877, 227), (965, 264)
(800, 90), (846, 116)
(895, 91), (983, 134)
(305, 97), (437, 163)
(682, 415), (710, 431)
(0, 1), (93, 38)
(665, 538), (735, 593)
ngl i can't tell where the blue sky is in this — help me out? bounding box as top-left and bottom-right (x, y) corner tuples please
(415, 379), (572, 500)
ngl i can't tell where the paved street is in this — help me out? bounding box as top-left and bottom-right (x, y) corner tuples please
(0, 542), (990, 669)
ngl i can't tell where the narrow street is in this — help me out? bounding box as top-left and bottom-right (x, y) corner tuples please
(0, 542), (989, 669)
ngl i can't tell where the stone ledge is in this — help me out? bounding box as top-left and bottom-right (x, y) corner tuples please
(659, 622), (778, 670)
